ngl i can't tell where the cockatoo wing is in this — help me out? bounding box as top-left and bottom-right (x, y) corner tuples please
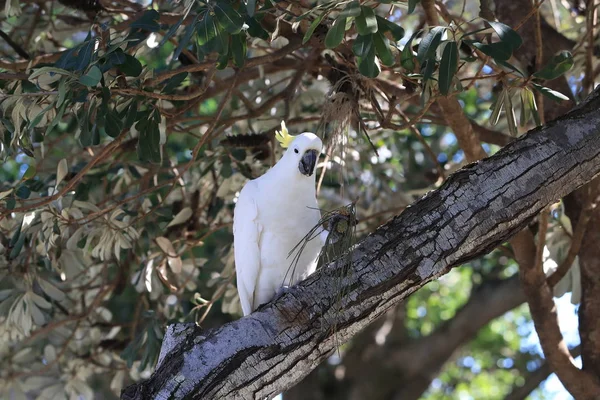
(233, 181), (262, 316)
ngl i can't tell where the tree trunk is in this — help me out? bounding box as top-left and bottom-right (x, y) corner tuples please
(121, 88), (600, 400)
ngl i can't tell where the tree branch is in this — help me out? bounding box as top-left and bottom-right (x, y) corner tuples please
(344, 276), (525, 400)
(515, 223), (600, 398)
(121, 87), (600, 400)
(504, 345), (581, 400)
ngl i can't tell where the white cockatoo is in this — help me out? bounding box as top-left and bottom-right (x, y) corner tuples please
(234, 122), (327, 316)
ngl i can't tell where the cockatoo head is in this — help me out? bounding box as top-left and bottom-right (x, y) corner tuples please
(275, 122), (322, 178)
(283, 133), (322, 177)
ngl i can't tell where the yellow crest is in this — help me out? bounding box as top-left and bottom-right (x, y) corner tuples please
(275, 121), (294, 148)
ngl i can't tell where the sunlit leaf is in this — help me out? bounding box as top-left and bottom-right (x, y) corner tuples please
(532, 83), (570, 102)
(533, 50), (574, 81)
(487, 20), (523, 50)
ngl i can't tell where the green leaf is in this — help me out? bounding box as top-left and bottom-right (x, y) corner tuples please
(494, 59), (525, 77)
(246, 0), (257, 17)
(197, 12), (220, 52)
(408, 0), (420, 14)
(9, 233), (25, 260)
(214, 2), (244, 34)
(519, 87), (532, 127)
(532, 83), (570, 102)
(422, 58), (435, 82)
(376, 16), (404, 41)
(57, 78), (67, 108)
(533, 50), (574, 80)
(5, 197), (16, 210)
(79, 106), (99, 147)
(27, 101), (55, 131)
(29, 67), (76, 80)
(505, 89), (518, 137)
(246, 16), (269, 40)
(163, 72), (188, 93)
(401, 31), (419, 71)
(137, 113), (162, 164)
(119, 54), (143, 77)
(173, 14), (199, 60)
(487, 20), (522, 50)
(352, 34), (373, 57)
(216, 51), (229, 70)
(357, 43), (380, 78)
(45, 99), (67, 136)
(469, 41), (512, 61)
(15, 185), (30, 199)
(105, 110), (124, 138)
(22, 165), (36, 180)
(10, 221), (22, 247)
(340, 0), (361, 18)
(79, 65), (102, 87)
(439, 41), (458, 95)
(526, 87), (541, 126)
(55, 47), (79, 71)
(373, 32), (394, 67)
(303, 13), (325, 44)
(490, 88), (506, 126)
(76, 34), (96, 72)
(160, 15), (185, 47)
(325, 16), (347, 49)
(417, 26), (445, 64)
(122, 101), (139, 130)
(355, 6), (378, 35)
(131, 9), (160, 32)
(231, 33), (247, 67)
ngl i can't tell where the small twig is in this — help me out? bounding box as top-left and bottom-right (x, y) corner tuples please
(0, 29), (30, 60)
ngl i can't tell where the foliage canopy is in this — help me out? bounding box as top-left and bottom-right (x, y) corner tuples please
(0, 0), (592, 399)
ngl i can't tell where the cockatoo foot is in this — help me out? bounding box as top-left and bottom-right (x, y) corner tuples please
(276, 285), (291, 296)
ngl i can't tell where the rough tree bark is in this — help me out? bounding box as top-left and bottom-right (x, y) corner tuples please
(121, 87), (600, 400)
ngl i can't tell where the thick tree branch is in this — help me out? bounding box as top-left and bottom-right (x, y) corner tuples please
(515, 225), (600, 398)
(121, 87), (600, 400)
(574, 178), (600, 379)
(504, 346), (582, 400)
(343, 276), (525, 400)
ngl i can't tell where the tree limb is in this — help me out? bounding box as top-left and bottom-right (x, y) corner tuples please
(515, 223), (600, 398)
(504, 345), (581, 400)
(343, 276), (525, 400)
(121, 87), (600, 400)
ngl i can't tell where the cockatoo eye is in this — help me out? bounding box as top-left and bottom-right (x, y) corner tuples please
(294, 148), (299, 154)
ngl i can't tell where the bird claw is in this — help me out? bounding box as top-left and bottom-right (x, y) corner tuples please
(276, 285), (290, 297)
(276, 285), (291, 296)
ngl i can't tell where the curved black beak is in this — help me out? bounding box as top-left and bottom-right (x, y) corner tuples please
(299, 149), (318, 176)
